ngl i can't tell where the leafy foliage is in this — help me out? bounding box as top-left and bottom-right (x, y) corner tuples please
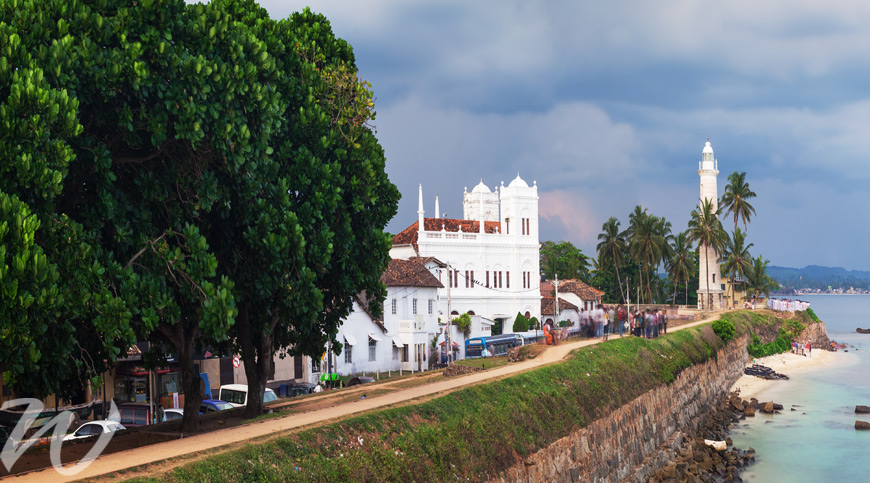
(512, 312), (529, 332)
(0, 1), (398, 424)
(711, 319), (736, 342)
(719, 171), (757, 232)
(540, 240), (590, 281)
(453, 313), (472, 337)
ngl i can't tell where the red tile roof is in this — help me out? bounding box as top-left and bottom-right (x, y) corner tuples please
(380, 258), (443, 288)
(392, 218), (502, 251)
(541, 297), (579, 315)
(541, 279), (604, 300)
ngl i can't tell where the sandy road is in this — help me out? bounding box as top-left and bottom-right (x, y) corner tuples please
(8, 314), (721, 482)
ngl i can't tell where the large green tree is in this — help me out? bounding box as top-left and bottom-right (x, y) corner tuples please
(720, 171), (757, 232)
(540, 240), (590, 282)
(747, 256), (777, 301)
(2, 0), (398, 429)
(596, 217), (626, 303)
(721, 228), (753, 307)
(0, 2), (136, 402)
(666, 231), (695, 306)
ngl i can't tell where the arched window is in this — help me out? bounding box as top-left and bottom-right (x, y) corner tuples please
(524, 311), (531, 319)
(467, 311), (475, 316)
(451, 310), (459, 316)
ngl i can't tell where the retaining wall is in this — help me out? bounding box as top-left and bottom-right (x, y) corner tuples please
(495, 334), (749, 482)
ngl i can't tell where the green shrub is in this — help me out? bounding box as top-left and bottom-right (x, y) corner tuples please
(805, 307), (820, 322)
(711, 319), (736, 342)
(512, 312), (528, 332)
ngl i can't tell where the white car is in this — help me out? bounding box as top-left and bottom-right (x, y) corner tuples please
(63, 421), (126, 441)
(218, 384), (278, 408)
(163, 408), (184, 421)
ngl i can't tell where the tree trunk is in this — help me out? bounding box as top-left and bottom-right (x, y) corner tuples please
(179, 335), (201, 433)
(238, 306), (275, 419)
(704, 244), (711, 311)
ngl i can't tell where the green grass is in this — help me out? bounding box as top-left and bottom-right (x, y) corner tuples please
(124, 311), (776, 483)
(453, 356), (509, 370)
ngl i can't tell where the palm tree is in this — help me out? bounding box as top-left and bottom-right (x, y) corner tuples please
(721, 228), (753, 308)
(720, 171), (757, 232)
(667, 231), (695, 305)
(687, 198), (727, 310)
(629, 212), (664, 304)
(597, 217), (626, 303)
(746, 255), (777, 301)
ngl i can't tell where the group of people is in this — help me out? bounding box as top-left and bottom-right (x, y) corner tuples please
(792, 340), (812, 358)
(576, 306), (669, 341)
(768, 298), (811, 312)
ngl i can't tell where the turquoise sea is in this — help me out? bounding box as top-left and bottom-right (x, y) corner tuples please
(731, 295), (870, 482)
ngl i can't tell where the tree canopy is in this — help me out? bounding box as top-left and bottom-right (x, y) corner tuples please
(540, 240), (590, 282)
(0, 0), (398, 426)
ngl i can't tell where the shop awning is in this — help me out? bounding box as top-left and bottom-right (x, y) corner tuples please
(392, 336), (405, 347)
(344, 334), (358, 346)
(368, 333), (382, 342)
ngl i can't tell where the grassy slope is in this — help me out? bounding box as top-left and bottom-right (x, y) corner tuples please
(124, 311), (774, 483)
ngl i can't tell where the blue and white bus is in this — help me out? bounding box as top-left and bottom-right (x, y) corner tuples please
(465, 333), (524, 358)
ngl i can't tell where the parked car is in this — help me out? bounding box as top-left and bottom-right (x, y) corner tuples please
(63, 421), (126, 442)
(117, 403), (152, 427)
(288, 382), (317, 397)
(348, 376), (375, 386)
(200, 399), (234, 413)
(163, 408), (184, 421)
(218, 385), (278, 408)
(1, 426), (16, 453)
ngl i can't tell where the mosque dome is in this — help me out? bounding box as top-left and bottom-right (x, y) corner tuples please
(702, 140), (714, 154)
(508, 174), (528, 188)
(471, 180), (491, 193)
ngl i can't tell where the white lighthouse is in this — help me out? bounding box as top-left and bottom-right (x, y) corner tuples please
(697, 140), (724, 311)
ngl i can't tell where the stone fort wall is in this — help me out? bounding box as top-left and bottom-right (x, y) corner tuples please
(494, 334), (749, 482)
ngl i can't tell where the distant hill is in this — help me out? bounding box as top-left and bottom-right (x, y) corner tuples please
(768, 265), (870, 290)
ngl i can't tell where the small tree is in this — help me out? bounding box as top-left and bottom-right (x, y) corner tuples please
(453, 313), (472, 337)
(512, 312), (529, 332)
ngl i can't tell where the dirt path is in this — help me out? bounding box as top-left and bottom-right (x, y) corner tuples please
(9, 314), (722, 482)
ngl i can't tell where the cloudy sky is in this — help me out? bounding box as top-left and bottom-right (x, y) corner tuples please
(255, 1), (870, 270)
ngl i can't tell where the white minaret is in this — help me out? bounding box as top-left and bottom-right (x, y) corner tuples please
(697, 140), (723, 310)
(435, 196), (440, 219)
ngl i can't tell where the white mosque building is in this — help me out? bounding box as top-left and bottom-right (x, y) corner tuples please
(391, 175), (543, 330)
(697, 140), (725, 311)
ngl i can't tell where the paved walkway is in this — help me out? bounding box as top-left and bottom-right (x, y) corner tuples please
(11, 314), (722, 482)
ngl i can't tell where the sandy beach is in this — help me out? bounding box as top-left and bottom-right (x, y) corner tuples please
(730, 348), (860, 400)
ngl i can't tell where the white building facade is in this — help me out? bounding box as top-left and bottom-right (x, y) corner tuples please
(391, 175), (543, 334)
(697, 140), (725, 310)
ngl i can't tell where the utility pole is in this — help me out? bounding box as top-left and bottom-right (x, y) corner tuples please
(554, 273), (559, 326)
(446, 265), (452, 365)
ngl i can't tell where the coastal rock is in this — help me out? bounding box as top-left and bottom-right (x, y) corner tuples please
(856, 328), (870, 334)
(773, 403), (784, 410)
(743, 407), (755, 417)
(855, 421), (870, 430)
(761, 402), (775, 414)
(855, 405), (870, 414)
(704, 440), (727, 451)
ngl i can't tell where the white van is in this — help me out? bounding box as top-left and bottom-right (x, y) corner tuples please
(218, 384), (278, 408)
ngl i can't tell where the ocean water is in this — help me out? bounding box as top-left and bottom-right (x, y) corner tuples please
(730, 295), (870, 482)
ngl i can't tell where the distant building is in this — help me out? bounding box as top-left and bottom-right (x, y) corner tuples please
(697, 140), (725, 310)
(391, 176), (542, 334)
(540, 279), (603, 329)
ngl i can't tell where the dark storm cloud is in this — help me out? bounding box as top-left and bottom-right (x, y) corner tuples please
(244, 0), (870, 269)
